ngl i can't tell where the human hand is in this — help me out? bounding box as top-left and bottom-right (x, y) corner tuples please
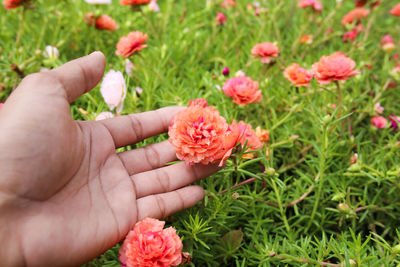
(0, 52), (218, 266)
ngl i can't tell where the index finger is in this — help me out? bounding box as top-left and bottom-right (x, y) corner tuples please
(98, 106), (184, 148)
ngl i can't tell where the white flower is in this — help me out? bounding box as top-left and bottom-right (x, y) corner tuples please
(95, 112), (115, 121)
(235, 70), (246, 77)
(148, 0), (160, 12)
(100, 70), (127, 114)
(43, 46), (59, 60)
(84, 0), (111, 4)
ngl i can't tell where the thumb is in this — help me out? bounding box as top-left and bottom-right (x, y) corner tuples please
(50, 51), (106, 103)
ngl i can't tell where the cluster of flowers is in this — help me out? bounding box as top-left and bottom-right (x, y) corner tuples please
(371, 103), (400, 130)
(169, 98), (268, 166)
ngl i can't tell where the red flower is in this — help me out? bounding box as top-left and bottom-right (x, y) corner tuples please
(85, 13), (119, 31)
(390, 3), (400, 16)
(3, 0), (28, 9)
(168, 102), (239, 165)
(116, 31), (148, 58)
(216, 12), (227, 25)
(119, 218), (183, 267)
(341, 8), (369, 25)
(120, 0), (151, 5)
(312, 52), (359, 84)
(222, 76), (262, 106)
(343, 29), (359, 42)
(283, 63), (312, 87)
(251, 42), (279, 63)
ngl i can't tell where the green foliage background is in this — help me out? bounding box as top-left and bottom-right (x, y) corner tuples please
(1, 0), (400, 266)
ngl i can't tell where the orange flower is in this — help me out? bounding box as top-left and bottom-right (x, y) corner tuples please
(283, 63), (312, 87)
(222, 76), (262, 106)
(119, 218), (183, 267)
(85, 13), (119, 31)
(341, 8), (369, 25)
(299, 34), (312, 44)
(221, 0), (236, 9)
(311, 52), (359, 84)
(188, 98), (208, 108)
(231, 121), (263, 159)
(297, 0), (323, 12)
(3, 0), (27, 9)
(251, 42), (279, 63)
(116, 31), (148, 58)
(255, 126), (270, 143)
(120, 0), (151, 5)
(391, 3), (400, 16)
(168, 102), (239, 165)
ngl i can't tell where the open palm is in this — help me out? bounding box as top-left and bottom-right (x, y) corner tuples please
(0, 52), (217, 267)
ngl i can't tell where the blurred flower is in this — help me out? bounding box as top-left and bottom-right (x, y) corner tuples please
(100, 70), (127, 113)
(283, 63), (312, 87)
(135, 87), (143, 95)
(251, 42), (279, 64)
(84, 0), (111, 4)
(374, 103), (384, 114)
(223, 76), (262, 106)
(312, 52), (359, 84)
(168, 101), (239, 165)
(380, 35), (395, 52)
(342, 8), (369, 25)
(298, 0), (323, 12)
(370, 116), (387, 129)
(350, 153), (358, 164)
(120, 0), (151, 5)
(188, 98), (208, 108)
(221, 0), (235, 9)
(119, 217), (183, 267)
(255, 126), (270, 143)
(116, 31), (148, 58)
(391, 65), (400, 81)
(299, 34), (312, 44)
(343, 29), (359, 42)
(95, 112), (114, 121)
(85, 13), (119, 31)
(43, 46), (59, 60)
(3, 0), (28, 9)
(390, 3), (400, 16)
(216, 12), (227, 25)
(222, 67), (230, 76)
(148, 0), (159, 12)
(235, 70), (245, 77)
(389, 115), (400, 129)
(125, 59), (135, 77)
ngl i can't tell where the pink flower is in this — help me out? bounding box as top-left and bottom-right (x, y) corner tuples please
(283, 63), (312, 87)
(312, 52), (359, 84)
(389, 115), (400, 129)
(222, 76), (262, 106)
(95, 112), (115, 121)
(148, 0), (159, 12)
(231, 121), (263, 159)
(370, 116), (387, 129)
(222, 67), (230, 76)
(119, 218), (183, 267)
(251, 42), (279, 64)
(3, 0), (28, 9)
(342, 8), (369, 25)
(216, 12), (227, 25)
(374, 103), (384, 114)
(298, 0), (323, 12)
(100, 70), (127, 113)
(343, 29), (359, 42)
(116, 31), (148, 58)
(381, 35), (395, 52)
(125, 59), (135, 77)
(168, 101), (240, 165)
(390, 3), (400, 16)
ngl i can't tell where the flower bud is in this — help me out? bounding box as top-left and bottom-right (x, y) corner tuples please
(338, 203), (350, 213)
(265, 167), (276, 176)
(392, 244), (400, 254)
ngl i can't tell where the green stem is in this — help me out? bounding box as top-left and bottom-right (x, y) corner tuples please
(270, 178), (291, 233)
(16, 7), (26, 46)
(335, 81), (342, 119)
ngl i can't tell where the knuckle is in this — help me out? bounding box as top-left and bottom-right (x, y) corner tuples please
(128, 114), (143, 142)
(143, 145), (161, 169)
(156, 169), (171, 193)
(155, 195), (167, 218)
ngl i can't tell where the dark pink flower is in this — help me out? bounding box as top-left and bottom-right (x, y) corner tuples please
(370, 116), (387, 129)
(222, 67), (230, 76)
(216, 12), (227, 25)
(389, 115), (400, 129)
(343, 29), (359, 42)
